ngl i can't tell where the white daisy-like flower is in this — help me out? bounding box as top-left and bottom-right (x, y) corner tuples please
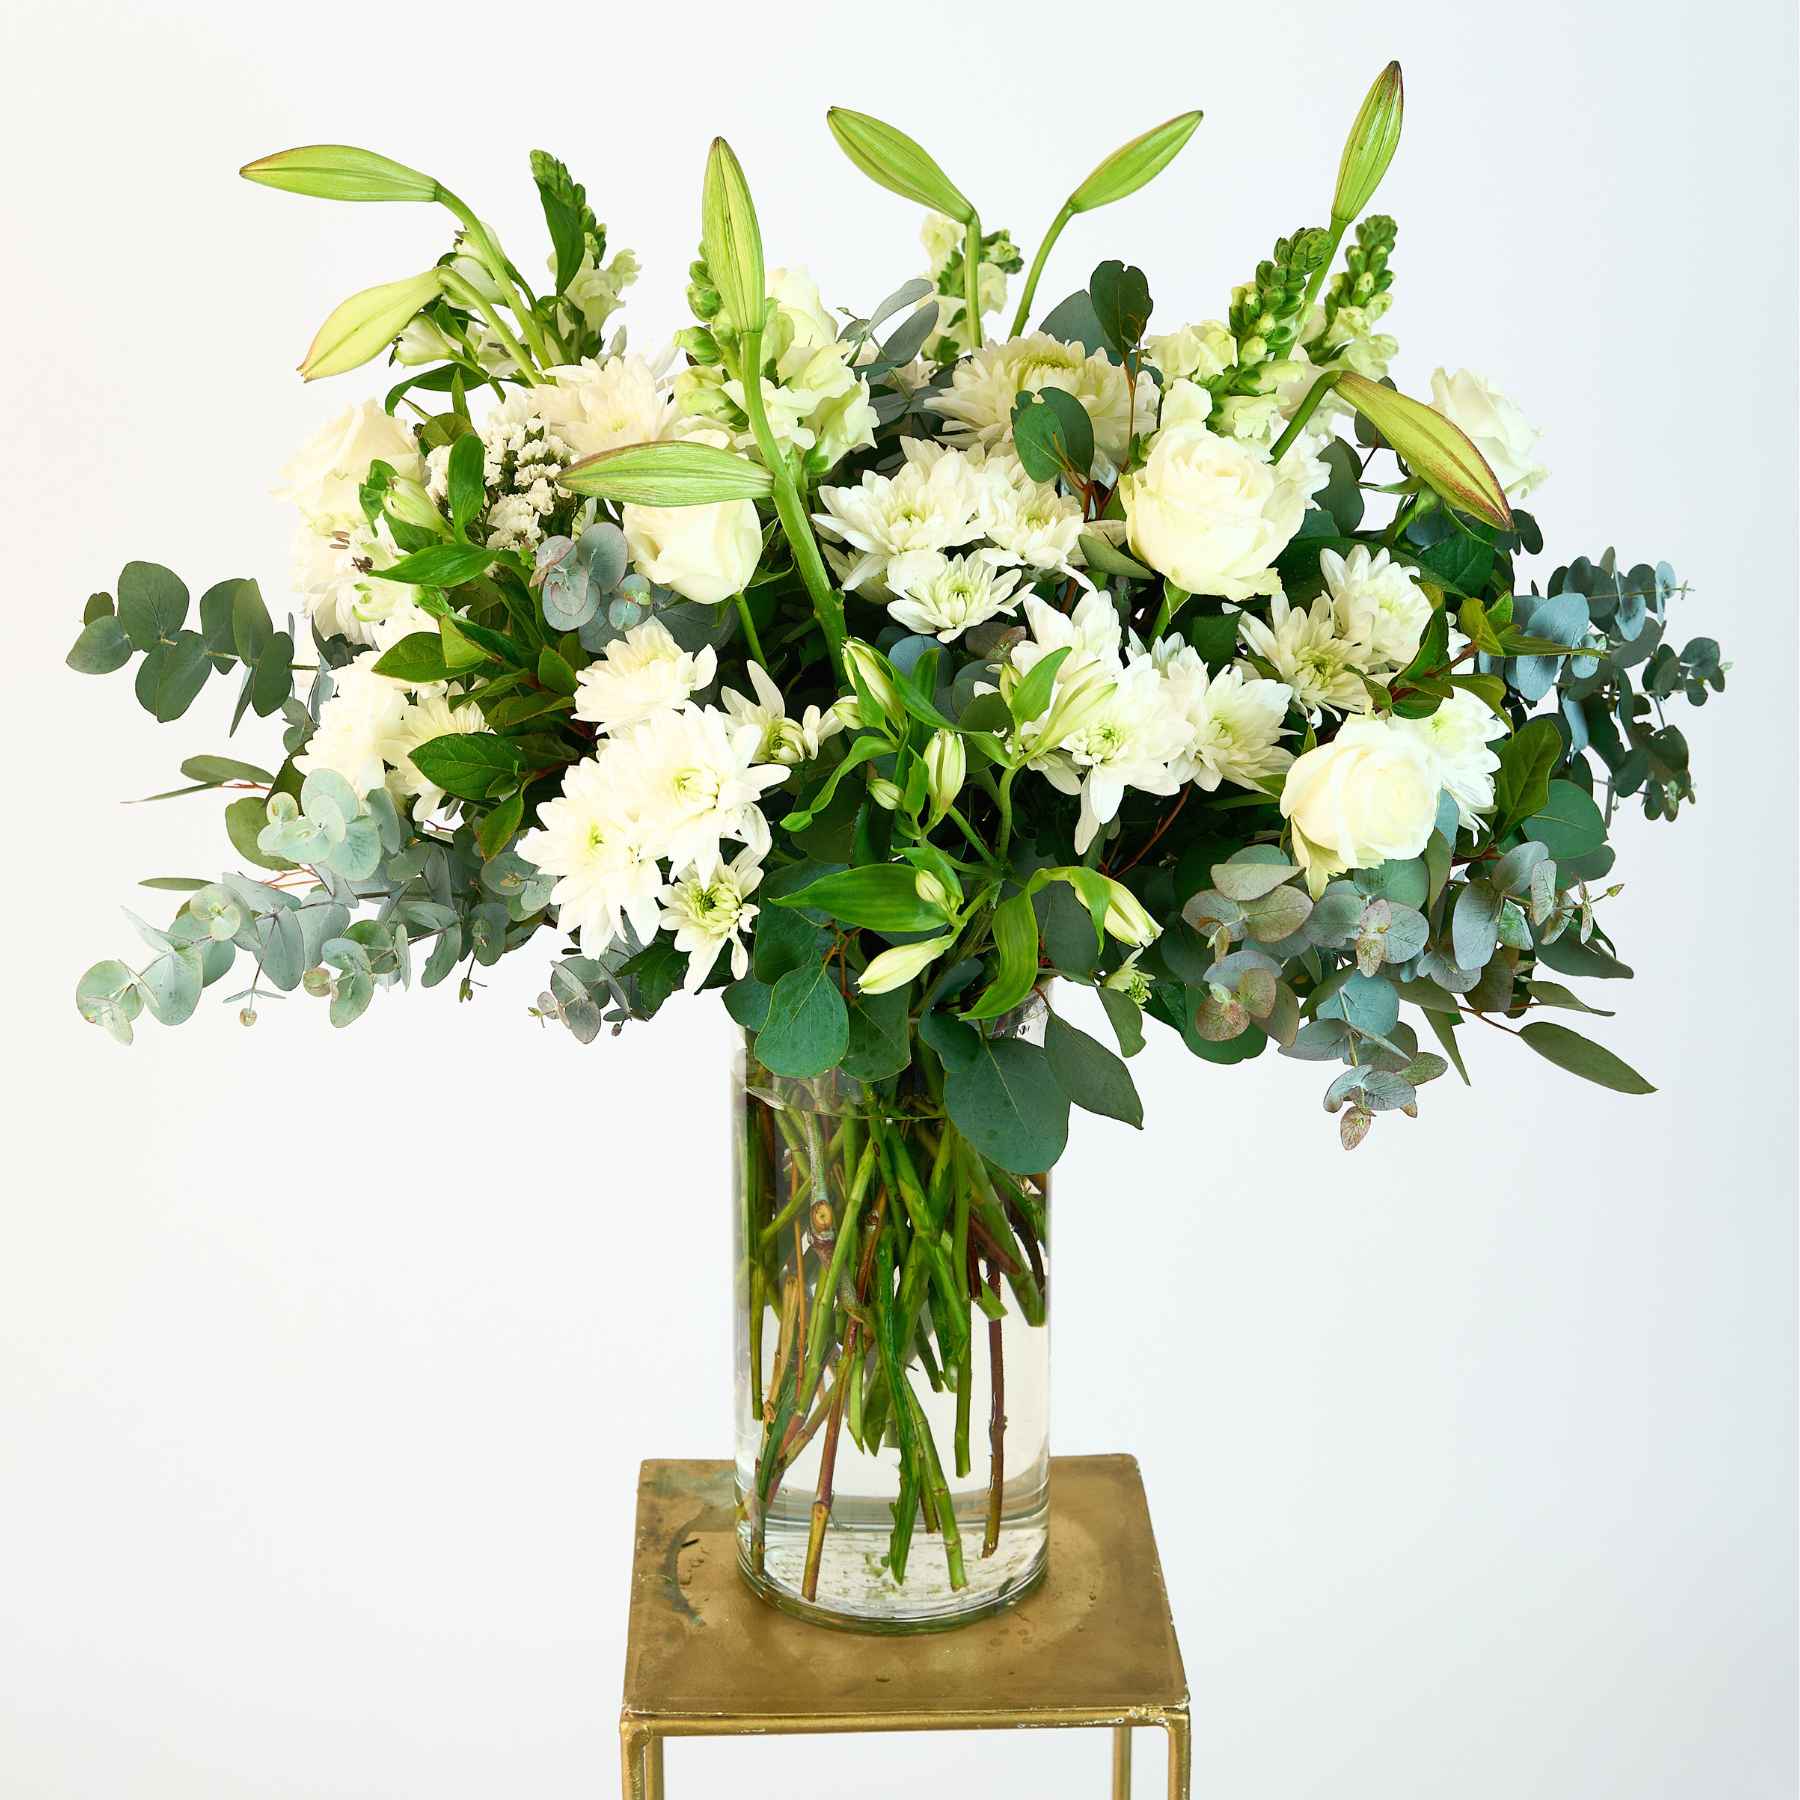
(574, 619), (718, 733)
(294, 654), (412, 798)
(976, 451), (1089, 584)
(718, 662), (844, 766)
(1393, 686), (1508, 829)
(1154, 643), (1295, 792)
(1318, 544), (1432, 669)
(812, 447), (985, 591)
(928, 332), (1154, 480)
(658, 847), (763, 991)
(1237, 592), (1376, 721)
(389, 691), (487, 820)
(884, 550), (1025, 642)
(517, 749), (666, 955)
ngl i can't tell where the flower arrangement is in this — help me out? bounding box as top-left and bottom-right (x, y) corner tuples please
(67, 66), (1729, 1620)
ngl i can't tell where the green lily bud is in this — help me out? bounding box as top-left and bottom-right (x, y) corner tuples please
(1336, 371), (1513, 530)
(299, 269), (443, 381)
(701, 138), (766, 340)
(1068, 110), (1203, 214)
(867, 777), (903, 812)
(842, 639), (901, 725)
(914, 870), (955, 915)
(826, 108), (974, 224)
(240, 144), (439, 204)
(1097, 879), (1161, 948)
(557, 437), (773, 505)
(448, 249), (505, 305)
(383, 477), (444, 534)
(857, 932), (957, 996)
(923, 730), (966, 821)
(1332, 62), (1404, 227)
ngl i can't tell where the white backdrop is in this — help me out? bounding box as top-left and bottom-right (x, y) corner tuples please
(3, 2), (1794, 1795)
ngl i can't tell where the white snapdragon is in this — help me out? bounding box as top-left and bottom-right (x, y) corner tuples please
(294, 654), (412, 798)
(1429, 368), (1547, 497)
(1318, 545), (1431, 668)
(1395, 687), (1506, 828)
(928, 332), (1155, 480)
(1154, 644), (1295, 792)
(813, 445), (985, 591)
(718, 662), (844, 766)
(885, 550), (1024, 642)
(658, 848), (763, 991)
(1237, 592), (1376, 720)
(574, 619), (718, 731)
(1280, 716), (1440, 895)
(1144, 321), (1234, 385)
(555, 246), (640, 342)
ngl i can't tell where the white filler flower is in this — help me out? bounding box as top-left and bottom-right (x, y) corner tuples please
(658, 848), (764, 990)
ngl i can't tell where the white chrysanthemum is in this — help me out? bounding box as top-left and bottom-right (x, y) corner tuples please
(1034, 657), (1188, 854)
(517, 750), (665, 955)
(275, 402), (423, 534)
(1394, 687), (1507, 829)
(608, 705), (788, 877)
(884, 550), (1025, 642)
(389, 691), (487, 820)
(294, 654), (411, 798)
(928, 332), (1154, 479)
(1238, 592), (1376, 721)
(813, 448), (985, 591)
(1144, 321), (1234, 385)
(1319, 545), (1431, 668)
(289, 522), (436, 649)
(976, 451), (1088, 583)
(1154, 644), (1294, 792)
(534, 354), (674, 463)
(718, 662), (844, 766)
(574, 619), (718, 732)
(658, 847), (763, 991)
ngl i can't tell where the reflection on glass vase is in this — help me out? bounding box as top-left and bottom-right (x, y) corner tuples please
(732, 995), (1051, 1632)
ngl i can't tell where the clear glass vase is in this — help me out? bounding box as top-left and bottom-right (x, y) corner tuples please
(731, 997), (1051, 1632)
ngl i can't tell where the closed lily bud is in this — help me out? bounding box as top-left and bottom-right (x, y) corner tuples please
(383, 476), (444, 534)
(923, 730), (965, 819)
(842, 639), (901, 724)
(1098, 878), (1162, 948)
(857, 932), (957, 997)
(914, 870), (955, 916)
(867, 777), (903, 811)
(1332, 62), (1404, 227)
(299, 269), (443, 380)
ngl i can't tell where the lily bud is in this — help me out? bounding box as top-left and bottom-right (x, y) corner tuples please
(914, 870), (955, 916)
(867, 777), (903, 811)
(299, 269), (443, 381)
(1033, 664), (1116, 751)
(1097, 878), (1162, 948)
(383, 477), (444, 534)
(701, 138), (766, 340)
(923, 730), (966, 820)
(826, 108), (975, 224)
(1332, 62), (1404, 228)
(448, 251), (505, 305)
(857, 932), (957, 996)
(240, 144), (439, 204)
(842, 639), (901, 726)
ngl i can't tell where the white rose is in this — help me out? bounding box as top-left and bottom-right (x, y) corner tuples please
(1429, 369), (1547, 498)
(1121, 429), (1302, 601)
(1394, 687), (1506, 829)
(535, 355), (674, 463)
(275, 401), (423, 533)
(1280, 717), (1439, 894)
(622, 495), (760, 606)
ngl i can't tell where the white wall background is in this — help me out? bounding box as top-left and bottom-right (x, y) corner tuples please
(3, 1), (1794, 1795)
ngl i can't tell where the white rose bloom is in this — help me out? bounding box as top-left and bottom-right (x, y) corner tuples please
(275, 401), (423, 533)
(534, 355), (675, 463)
(1318, 544), (1432, 668)
(658, 847), (763, 991)
(289, 522), (435, 650)
(1144, 321), (1234, 384)
(718, 662), (844, 766)
(976, 451), (1088, 583)
(608, 705), (788, 877)
(1280, 716), (1440, 895)
(621, 493), (760, 606)
(390, 690), (487, 819)
(1155, 643), (1294, 791)
(1035, 656), (1188, 852)
(1121, 429), (1308, 601)
(294, 654), (411, 798)
(517, 748), (665, 955)
(885, 550), (1024, 642)
(1394, 687), (1506, 829)
(813, 447), (985, 591)
(1429, 368), (1547, 498)
(928, 332), (1155, 480)
(1237, 591), (1376, 721)
(575, 619), (718, 732)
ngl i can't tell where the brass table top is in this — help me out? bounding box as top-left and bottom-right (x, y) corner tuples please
(621, 1453), (1188, 1733)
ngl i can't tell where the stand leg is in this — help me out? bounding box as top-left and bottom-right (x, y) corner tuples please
(1164, 1709), (1191, 1800)
(619, 1722), (649, 1800)
(1112, 1724), (1133, 1797)
(644, 1733), (664, 1800)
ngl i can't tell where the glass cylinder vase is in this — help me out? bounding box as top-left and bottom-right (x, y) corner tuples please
(731, 997), (1051, 1632)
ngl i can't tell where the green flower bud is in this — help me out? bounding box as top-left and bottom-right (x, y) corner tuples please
(1097, 878), (1162, 949)
(676, 325), (721, 365)
(383, 476), (443, 534)
(1332, 62), (1404, 227)
(867, 777), (903, 811)
(842, 639), (901, 725)
(914, 870), (955, 915)
(857, 932), (957, 997)
(923, 729), (966, 821)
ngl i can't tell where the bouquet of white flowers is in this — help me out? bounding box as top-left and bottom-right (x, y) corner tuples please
(67, 65), (1727, 1627)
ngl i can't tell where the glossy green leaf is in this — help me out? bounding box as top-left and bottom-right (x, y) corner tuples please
(774, 865), (948, 933)
(944, 1038), (1069, 1174)
(755, 961), (850, 1077)
(961, 893), (1040, 1022)
(1044, 1012), (1143, 1127)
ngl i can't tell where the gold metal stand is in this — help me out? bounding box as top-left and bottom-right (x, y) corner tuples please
(620, 1454), (1190, 1797)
